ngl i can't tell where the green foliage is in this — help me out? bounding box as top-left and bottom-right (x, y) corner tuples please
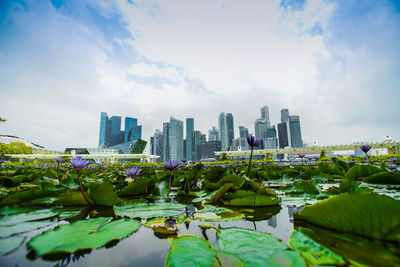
(363, 172), (400, 184)
(114, 202), (187, 219)
(345, 164), (384, 180)
(89, 181), (121, 206)
(291, 180), (320, 194)
(0, 142), (33, 155)
(294, 192), (400, 242)
(28, 217), (140, 255)
(0, 235), (25, 257)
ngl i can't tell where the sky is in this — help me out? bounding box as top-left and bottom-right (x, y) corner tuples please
(0, 0), (399, 151)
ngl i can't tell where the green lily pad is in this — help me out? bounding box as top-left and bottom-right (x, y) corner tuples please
(0, 235), (25, 257)
(294, 192), (400, 242)
(114, 202), (187, 219)
(217, 228), (306, 267)
(289, 229), (345, 265)
(28, 217), (140, 255)
(0, 208), (58, 226)
(223, 194), (281, 207)
(363, 172), (400, 184)
(165, 235), (221, 267)
(56, 191), (94, 206)
(89, 181), (121, 206)
(194, 205), (243, 221)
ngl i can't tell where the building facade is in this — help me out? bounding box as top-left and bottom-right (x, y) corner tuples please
(162, 122), (170, 162)
(261, 105), (270, 126)
(169, 117), (184, 161)
(186, 118), (194, 161)
(226, 113), (234, 149)
(218, 112), (229, 151)
(289, 115), (303, 148)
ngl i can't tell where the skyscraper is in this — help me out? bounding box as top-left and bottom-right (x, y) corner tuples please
(289, 115), (303, 148)
(208, 127), (219, 141)
(110, 116), (123, 146)
(125, 117), (142, 142)
(218, 112), (229, 151)
(192, 130), (201, 161)
(169, 117), (184, 161)
(254, 118), (268, 139)
(99, 112), (111, 147)
(152, 129), (163, 162)
(239, 126), (249, 150)
(261, 106), (270, 126)
(277, 122), (289, 148)
(281, 108), (289, 123)
(186, 118), (194, 161)
(162, 122), (170, 162)
(226, 113), (234, 149)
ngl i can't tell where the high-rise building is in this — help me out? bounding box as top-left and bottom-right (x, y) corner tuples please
(200, 141), (221, 160)
(110, 116), (123, 146)
(281, 108), (289, 123)
(208, 127), (219, 141)
(289, 115), (303, 148)
(125, 117), (142, 142)
(254, 118), (268, 139)
(192, 130), (201, 161)
(151, 129), (163, 162)
(99, 112), (111, 147)
(169, 117), (184, 161)
(150, 136), (154, 155)
(278, 122), (289, 148)
(231, 138), (240, 151)
(239, 126), (249, 150)
(218, 112), (229, 151)
(185, 118), (194, 161)
(261, 106), (270, 126)
(226, 113), (234, 149)
(162, 122), (170, 162)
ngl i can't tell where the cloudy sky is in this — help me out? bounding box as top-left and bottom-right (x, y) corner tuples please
(0, 0), (399, 151)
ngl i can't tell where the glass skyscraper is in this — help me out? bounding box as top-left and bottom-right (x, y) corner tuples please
(169, 117), (184, 161)
(99, 112), (111, 147)
(186, 118), (194, 161)
(218, 112), (229, 151)
(162, 122), (170, 162)
(226, 113), (234, 149)
(289, 115), (303, 148)
(125, 117), (142, 142)
(261, 105), (270, 126)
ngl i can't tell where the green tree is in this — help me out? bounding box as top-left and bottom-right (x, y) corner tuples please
(0, 116), (6, 123)
(0, 142), (33, 155)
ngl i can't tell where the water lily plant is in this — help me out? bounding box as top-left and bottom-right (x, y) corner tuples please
(246, 135), (261, 176)
(54, 158), (64, 180)
(165, 160), (179, 196)
(126, 166), (141, 182)
(70, 156), (92, 206)
(360, 145), (372, 163)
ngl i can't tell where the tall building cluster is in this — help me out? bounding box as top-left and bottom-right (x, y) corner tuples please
(100, 105), (303, 162)
(98, 112), (143, 153)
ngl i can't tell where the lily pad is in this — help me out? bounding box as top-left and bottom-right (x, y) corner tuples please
(165, 235), (222, 267)
(56, 191), (94, 206)
(89, 181), (121, 206)
(223, 194), (281, 207)
(28, 217), (140, 255)
(217, 228), (306, 267)
(114, 202), (187, 219)
(289, 229), (345, 265)
(0, 235), (25, 257)
(294, 192), (400, 242)
(194, 205), (243, 221)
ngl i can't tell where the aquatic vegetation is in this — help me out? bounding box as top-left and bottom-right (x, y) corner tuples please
(246, 135), (261, 176)
(69, 156), (92, 206)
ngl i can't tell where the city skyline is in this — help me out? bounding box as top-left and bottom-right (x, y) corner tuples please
(1, 1), (399, 151)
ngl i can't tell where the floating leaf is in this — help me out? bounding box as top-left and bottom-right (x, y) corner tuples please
(165, 235), (221, 267)
(363, 172), (400, 184)
(289, 229), (345, 265)
(194, 205), (243, 221)
(223, 194), (281, 207)
(28, 217), (140, 255)
(217, 228), (306, 267)
(345, 164), (383, 181)
(56, 191), (94, 206)
(0, 235), (25, 257)
(89, 182), (121, 206)
(294, 192), (400, 242)
(114, 202), (186, 219)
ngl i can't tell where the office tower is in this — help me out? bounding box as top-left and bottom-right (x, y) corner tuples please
(261, 105), (270, 126)
(125, 117), (142, 142)
(162, 122), (170, 162)
(289, 115), (303, 148)
(267, 125), (277, 138)
(208, 127), (219, 141)
(169, 117), (184, 161)
(231, 138), (240, 151)
(277, 122), (289, 148)
(254, 118), (269, 139)
(152, 129), (163, 162)
(239, 126), (249, 150)
(201, 134), (206, 144)
(110, 116), (123, 146)
(281, 108), (289, 123)
(150, 136), (154, 155)
(186, 118), (194, 161)
(192, 130), (201, 161)
(99, 112), (111, 147)
(226, 113), (234, 149)
(200, 141), (221, 160)
(218, 112), (229, 151)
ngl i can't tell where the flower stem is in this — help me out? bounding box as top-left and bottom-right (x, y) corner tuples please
(168, 170), (174, 196)
(246, 147), (254, 177)
(77, 170), (92, 206)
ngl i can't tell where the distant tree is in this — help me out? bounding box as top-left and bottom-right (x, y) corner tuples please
(0, 142), (33, 155)
(0, 117), (6, 123)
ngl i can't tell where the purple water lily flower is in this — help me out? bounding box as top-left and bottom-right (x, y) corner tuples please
(391, 157), (398, 162)
(247, 136), (261, 147)
(126, 166), (140, 179)
(54, 158), (64, 163)
(387, 164), (397, 170)
(164, 160), (179, 171)
(298, 153), (306, 158)
(360, 145), (371, 153)
(69, 156), (91, 171)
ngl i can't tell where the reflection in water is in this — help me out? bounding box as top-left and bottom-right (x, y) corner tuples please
(267, 215), (277, 228)
(288, 206), (303, 223)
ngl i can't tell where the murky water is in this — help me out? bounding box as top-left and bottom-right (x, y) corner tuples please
(0, 205), (300, 267)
